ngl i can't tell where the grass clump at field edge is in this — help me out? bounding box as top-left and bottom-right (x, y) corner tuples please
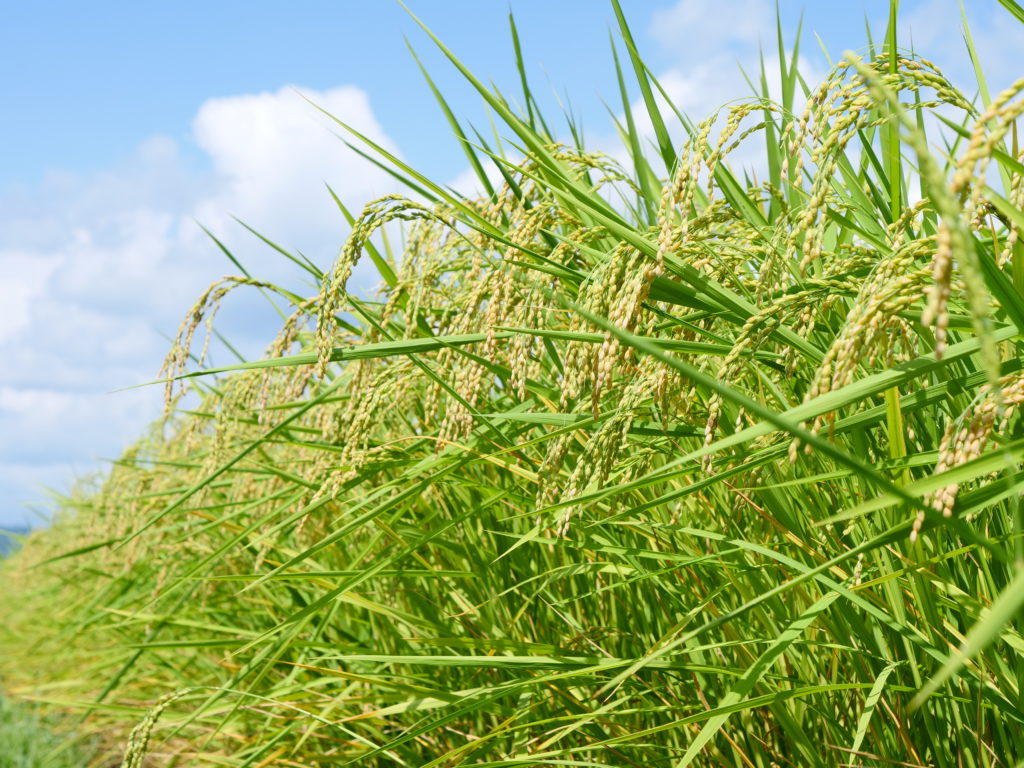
(4, 1), (1024, 765)
(0, 696), (95, 768)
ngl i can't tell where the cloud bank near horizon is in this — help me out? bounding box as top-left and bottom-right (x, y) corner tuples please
(0, 84), (399, 527)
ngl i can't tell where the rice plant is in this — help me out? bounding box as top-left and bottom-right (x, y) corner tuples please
(4, 1), (1024, 765)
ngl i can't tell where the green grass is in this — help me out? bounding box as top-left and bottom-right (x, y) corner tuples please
(0, 696), (94, 768)
(4, 1), (1024, 765)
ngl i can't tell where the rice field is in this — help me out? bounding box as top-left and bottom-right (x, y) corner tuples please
(3, 1), (1024, 765)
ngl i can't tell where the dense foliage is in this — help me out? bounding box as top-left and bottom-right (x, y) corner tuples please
(4, 2), (1024, 765)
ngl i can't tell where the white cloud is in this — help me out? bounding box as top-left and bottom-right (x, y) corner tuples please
(596, 0), (826, 185)
(643, 0), (774, 140)
(0, 84), (399, 528)
(628, 0), (1015, 185)
(446, 150), (525, 200)
(901, 0), (1023, 97)
(650, 0), (769, 55)
(0, 252), (60, 344)
(190, 85), (398, 264)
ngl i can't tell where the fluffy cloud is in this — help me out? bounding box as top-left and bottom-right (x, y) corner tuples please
(649, 0), (769, 59)
(602, 0), (825, 183)
(626, 0), (1015, 190)
(0, 252), (60, 345)
(190, 85), (399, 262)
(0, 84), (399, 528)
(900, 0), (1023, 95)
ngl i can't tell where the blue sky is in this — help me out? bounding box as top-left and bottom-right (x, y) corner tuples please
(0, 0), (1018, 528)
